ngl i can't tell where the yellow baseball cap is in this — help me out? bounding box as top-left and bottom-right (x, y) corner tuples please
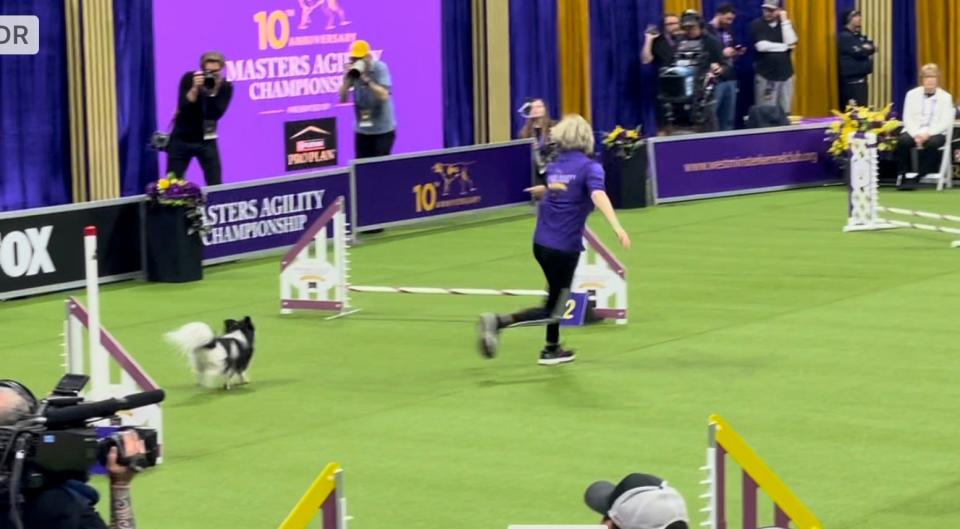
(349, 40), (371, 59)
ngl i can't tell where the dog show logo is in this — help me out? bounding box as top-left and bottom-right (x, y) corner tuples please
(285, 118), (338, 171)
(296, 0), (350, 30)
(412, 161), (483, 214)
(0, 226), (55, 278)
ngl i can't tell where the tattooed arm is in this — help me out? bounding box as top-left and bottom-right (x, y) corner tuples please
(109, 483), (135, 529)
(105, 432), (147, 529)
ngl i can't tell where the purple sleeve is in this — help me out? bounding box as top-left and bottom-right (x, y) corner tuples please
(585, 162), (605, 192)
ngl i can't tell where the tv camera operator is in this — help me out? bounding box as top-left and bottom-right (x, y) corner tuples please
(165, 51), (234, 187)
(655, 10), (725, 135)
(0, 376), (163, 529)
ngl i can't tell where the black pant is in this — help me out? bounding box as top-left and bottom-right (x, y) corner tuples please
(508, 244), (581, 345)
(355, 130), (396, 159)
(167, 138), (222, 186)
(896, 132), (946, 175)
(839, 78), (869, 108)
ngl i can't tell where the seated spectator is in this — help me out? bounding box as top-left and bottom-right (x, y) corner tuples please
(584, 473), (689, 529)
(897, 63), (954, 185)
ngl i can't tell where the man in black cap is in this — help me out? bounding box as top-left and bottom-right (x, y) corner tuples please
(750, 0), (797, 115)
(837, 10), (875, 108)
(584, 473), (689, 529)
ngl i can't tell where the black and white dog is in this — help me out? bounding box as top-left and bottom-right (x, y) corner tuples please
(165, 317), (256, 390)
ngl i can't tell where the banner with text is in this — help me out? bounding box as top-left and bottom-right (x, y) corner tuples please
(153, 0), (442, 184)
(650, 125), (839, 203)
(353, 141), (534, 229)
(0, 200), (143, 300)
(202, 170), (351, 261)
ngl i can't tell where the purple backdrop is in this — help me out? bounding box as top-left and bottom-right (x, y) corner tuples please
(651, 125), (839, 203)
(202, 170), (350, 261)
(353, 141), (534, 229)
(153, 0), (442, 185)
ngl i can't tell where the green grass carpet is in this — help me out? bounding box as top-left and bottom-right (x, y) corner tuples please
(3, 187), (959, 529)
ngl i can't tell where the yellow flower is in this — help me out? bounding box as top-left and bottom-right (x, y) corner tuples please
(605, 125), (624, 143)
(157, 179), (170, 190)
(626, 130), (639, 139)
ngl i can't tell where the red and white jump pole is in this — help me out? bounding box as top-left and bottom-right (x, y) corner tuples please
(83, 226), (108, 399)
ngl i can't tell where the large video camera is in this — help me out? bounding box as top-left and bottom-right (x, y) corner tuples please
(0, 375), (163, 521)
(657, 33), (718, 130)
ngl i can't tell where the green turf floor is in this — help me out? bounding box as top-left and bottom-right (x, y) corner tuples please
(3, 186), (960, 529)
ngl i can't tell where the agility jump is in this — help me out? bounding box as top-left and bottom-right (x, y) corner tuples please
(62, 227), (164, 452)
(845, 133), (960, 247)
(279, 197), (628, 323)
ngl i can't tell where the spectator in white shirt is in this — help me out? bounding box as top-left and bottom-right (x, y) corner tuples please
(897, 63), (955, 181)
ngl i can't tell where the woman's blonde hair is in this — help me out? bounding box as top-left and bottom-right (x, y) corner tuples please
(920, 63), (940, 80)
(550, 114), (595, 155)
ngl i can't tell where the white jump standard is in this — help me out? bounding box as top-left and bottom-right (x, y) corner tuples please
(280, 196), (628, 324)
(844, 132), (960, 247)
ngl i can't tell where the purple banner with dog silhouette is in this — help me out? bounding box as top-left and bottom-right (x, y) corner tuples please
(650, 124), (839, 203)
(153, 0), (443, 184)
(352, 141), (534, 230)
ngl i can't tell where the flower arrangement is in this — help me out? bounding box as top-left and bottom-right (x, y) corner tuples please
(602, 125), (644, 159)
(825, 104), (902, 161)
(146, 174), (207, 235)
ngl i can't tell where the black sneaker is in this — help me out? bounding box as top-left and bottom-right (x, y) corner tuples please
(476, 313), (500, 359)
(538, 346), (575, 366)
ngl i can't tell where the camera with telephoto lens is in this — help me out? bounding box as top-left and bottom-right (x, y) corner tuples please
(0, 375), (163, 522)
(346, 59), (366, 82)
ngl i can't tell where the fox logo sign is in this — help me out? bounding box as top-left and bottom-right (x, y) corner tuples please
(0, 227), (55, 278)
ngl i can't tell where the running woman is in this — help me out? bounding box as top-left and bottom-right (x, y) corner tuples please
(477, 114), (631, 365)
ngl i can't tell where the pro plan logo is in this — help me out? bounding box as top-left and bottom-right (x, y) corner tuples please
(0, 227), (55, 278)
(285, 118), (338, 171)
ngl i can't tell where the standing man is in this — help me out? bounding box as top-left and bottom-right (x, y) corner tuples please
(167, 51), (234, 186)
(750, 0), (797, 115)
(837, 10), (875, 108)
(707, 3), (745, 131)
(339, 39), (396, 160)
(642, 13), (684, 134)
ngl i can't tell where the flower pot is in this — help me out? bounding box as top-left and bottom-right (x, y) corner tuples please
(602, 145), (649, 209)
(144, 203), (203, 283)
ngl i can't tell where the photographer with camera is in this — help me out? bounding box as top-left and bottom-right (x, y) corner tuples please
(166, 51), (234, 187)
(655, 10), (724, 134)
(0, 378), (160, 529)
(339, 39), (396, 160)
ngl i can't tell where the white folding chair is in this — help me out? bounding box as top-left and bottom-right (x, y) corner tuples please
(916, 124), (954, 190)
(935, 124), (954, 190)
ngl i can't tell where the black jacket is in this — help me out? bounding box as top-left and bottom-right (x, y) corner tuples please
(838, 28), (875, 80)
(171, 71), (234, 143)
(0, 481), (107, 529)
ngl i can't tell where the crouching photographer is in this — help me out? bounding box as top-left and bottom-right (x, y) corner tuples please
(656, 10), (724, 134)
(0, 376), (163, 529)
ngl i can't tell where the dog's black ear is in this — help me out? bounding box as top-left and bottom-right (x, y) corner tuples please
(243, 316), (252, 324)
(224, 319), (236, 330)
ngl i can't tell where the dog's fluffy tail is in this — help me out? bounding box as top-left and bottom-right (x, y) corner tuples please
(164, 322), (215, 356)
